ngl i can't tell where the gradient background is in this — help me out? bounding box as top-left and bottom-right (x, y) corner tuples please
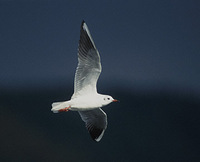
(1, 0), (200, 161)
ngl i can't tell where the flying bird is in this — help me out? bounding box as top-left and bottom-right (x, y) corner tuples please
(51, 21), (118, 142)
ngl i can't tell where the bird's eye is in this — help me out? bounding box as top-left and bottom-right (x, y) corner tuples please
(107, 98), (110, 100)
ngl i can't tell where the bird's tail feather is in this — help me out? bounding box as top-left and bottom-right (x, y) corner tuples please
(51, 101), (70, 113)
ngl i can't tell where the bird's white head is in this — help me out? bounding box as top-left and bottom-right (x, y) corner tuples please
(101, 95), (118, 106)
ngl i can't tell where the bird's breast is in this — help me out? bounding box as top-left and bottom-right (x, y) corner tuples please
(70, 96), (102, 110)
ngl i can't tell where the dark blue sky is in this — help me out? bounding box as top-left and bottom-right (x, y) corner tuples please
(1, 2), (200, 161)
(1, 0), (200, 93)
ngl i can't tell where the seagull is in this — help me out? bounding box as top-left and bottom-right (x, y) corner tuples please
(51, 20), (118, 142)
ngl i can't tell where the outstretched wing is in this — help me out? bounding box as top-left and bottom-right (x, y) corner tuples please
(72, 21), (101, 98)
(78, 108), (107, 142)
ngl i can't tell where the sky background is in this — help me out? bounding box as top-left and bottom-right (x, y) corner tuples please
(1, 0), (200, 94)
(1, 1), (200, 161)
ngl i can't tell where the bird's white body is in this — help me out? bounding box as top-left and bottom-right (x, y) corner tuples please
(52, 94), (113, 112)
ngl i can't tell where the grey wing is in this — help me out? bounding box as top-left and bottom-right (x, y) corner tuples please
(72, 21), (101, 98)
(78, 108), (107, 142)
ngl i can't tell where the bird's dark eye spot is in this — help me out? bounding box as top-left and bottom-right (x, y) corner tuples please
(107, 98), (110, 100)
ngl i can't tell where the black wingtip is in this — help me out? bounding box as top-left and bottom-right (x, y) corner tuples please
(88, 127), (104, 142)
(81, 20), (85, 27)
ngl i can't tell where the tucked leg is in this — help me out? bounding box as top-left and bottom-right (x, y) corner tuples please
(58, 106), (71, 112)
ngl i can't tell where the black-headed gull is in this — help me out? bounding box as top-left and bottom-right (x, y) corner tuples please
(51, 21), (118, 142)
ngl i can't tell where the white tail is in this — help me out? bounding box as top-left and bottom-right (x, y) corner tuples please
(51, 101), (70, 113)
(52, 102), (63, 107)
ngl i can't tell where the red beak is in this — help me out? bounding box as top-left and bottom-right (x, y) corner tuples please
(112, 99), (119, 102)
